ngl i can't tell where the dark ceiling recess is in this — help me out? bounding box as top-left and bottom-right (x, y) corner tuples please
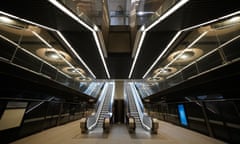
(107, 26), (132, 79)
(131, 0), (240, 79)
(60, 31), (108, 79)
(132, 31), (176, 79)
(0, 0), (108, 79)
(1, 0), (240, 79)
(107, 53), (132, 79)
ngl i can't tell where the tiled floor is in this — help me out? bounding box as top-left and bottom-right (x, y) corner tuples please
(11, 120), (226, 144)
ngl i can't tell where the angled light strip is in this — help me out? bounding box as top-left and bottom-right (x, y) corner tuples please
(182, 10), (240, 32)
(56, 31), (96, 78)
(186, 31), (208, 48)
(32, 31), (85, 78)
(145, 0), (189, 32)
(93, 31), (110, 78)
(128, 31), (146, 78)
(32, 31), (52, 48)
(165, 31), (208, 68)
(0, 11), (56, 31)
(48, 0), (110, 78)
(48, 0), (94, 32)
(129, 0), (189, 79)
(142, 31), (182, 78)
(143, 11), (240, 80)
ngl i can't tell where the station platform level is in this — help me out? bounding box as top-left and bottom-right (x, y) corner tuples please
(11, 119), (225, 144)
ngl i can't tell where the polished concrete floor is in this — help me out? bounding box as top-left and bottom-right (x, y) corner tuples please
(11, 120), (226, 144)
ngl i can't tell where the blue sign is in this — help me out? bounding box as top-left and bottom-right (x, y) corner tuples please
(178, 104), (188, 126)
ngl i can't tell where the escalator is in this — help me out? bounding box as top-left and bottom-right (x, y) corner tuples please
(125, 82), (154, 132)
(126, 85), (142, 128)
(85, 82), (115, 132)
(96, 84), (114, 128)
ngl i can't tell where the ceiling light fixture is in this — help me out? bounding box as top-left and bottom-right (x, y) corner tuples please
(0, 16), (14, 24)
(143, 11), (240, 79)
(48, 0), (110, 79)
(129, 0), (189, 79)
(56, 31), (96, 78)
(142, 31), (182, 78)
(167, 34), (240, 80)
(32, 31), (85, 78)
(165, 31), (207, 68)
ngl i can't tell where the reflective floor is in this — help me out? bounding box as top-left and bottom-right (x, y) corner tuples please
(11, 120), (225, 144)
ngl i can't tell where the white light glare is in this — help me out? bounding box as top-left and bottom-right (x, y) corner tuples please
(33, 31), (85, 78)
(93, 32), (110, 78)
(48, 0), (94, 32)
(129, 0), (189, 79)
(143, 31), (182, 78)
(56, 31), (96, 78)
(165, 31), (208, 68)
(128, 31), (146, 78)
(145, 0), (189, 31)
(0, 16), (14, 23)
(48, 0), (110, 79)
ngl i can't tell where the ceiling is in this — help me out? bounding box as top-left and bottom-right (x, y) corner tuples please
(1, 0), (240, 81)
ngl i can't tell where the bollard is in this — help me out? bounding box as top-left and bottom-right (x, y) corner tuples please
(80, 117), (87, 133)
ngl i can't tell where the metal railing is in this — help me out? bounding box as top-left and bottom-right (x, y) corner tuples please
(127, 83), (152, 130)
(86, 83), (109, 130)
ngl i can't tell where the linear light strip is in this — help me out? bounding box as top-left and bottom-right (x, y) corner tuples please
(144, 10), (240, 79)
(48, 0), (94, 32)
(142, 31), (182, 78)
(32, 31), (52, 48)
(128, 31), (146, 78)
(56, 31), (96, 78)
(129, 0), (189, 79)
(165, 31), (208, 68)
(0, 11), (57, 32)
(48, 0), (110, 78)
(32, 31), (85, 78)
(187, 31), (208, 48)
(1, 10), (93, 79)
(181, 10), (240, 32)
(142, 7), (240, 79)
(145, 0), (189, 32)
(93, 32), (110, 78)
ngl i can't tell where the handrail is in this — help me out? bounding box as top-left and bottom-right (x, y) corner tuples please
(129, 83), (152, 130)
(87, 83), (109, 130)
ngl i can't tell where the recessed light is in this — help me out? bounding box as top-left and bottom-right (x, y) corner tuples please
(153, 67), (177, 76)
(75, 76), (91, 82)
(36, 48), (71, 63)
(62, 67), (85, 76)
(168, 48), (203, 64)
(0, 16), (14, 24)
